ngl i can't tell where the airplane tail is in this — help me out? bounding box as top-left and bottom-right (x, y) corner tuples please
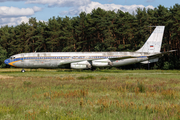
(136, 26), (165, 53)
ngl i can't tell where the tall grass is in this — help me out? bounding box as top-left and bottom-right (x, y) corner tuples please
(0, 69), (179, 119)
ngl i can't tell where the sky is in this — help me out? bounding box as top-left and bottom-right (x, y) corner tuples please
(0, 0), (179, 27)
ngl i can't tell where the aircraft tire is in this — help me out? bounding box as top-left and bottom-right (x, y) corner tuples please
(21, 69), (25, 73)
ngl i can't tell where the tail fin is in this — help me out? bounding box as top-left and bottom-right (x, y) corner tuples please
(136, 26), (165, 53)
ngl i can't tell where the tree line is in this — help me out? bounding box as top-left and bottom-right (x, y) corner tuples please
(0, 4), (180, 69)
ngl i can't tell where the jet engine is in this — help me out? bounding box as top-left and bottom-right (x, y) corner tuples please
(70, 61), (91, 69)
(92, 59), (112, 67)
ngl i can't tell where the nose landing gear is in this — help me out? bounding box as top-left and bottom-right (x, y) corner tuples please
(21, 69), (25, 73)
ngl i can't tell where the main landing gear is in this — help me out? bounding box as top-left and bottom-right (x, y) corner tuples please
(21, 69), (25, 73)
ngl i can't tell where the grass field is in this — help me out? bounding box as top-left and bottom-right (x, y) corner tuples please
(0, 69), (180, 120)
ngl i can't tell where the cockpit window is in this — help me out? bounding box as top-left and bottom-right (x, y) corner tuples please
(10, 57), (15, 59)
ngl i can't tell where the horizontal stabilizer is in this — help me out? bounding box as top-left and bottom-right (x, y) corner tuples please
(141, 50), (176, 64)
(148, 50), (177, 59)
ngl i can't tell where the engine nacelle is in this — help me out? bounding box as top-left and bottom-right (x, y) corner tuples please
(141, 58), (159, 64)
(92, 59), (112, 67)
(70, 61), (91, 69)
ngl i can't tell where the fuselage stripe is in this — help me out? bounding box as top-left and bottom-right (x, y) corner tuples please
(9, 56), (147, 62)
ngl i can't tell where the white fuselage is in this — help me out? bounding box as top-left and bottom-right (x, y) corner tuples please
(5, 52), (152, 69)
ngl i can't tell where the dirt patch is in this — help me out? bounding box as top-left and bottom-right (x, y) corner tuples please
(0, 75), (14, 79)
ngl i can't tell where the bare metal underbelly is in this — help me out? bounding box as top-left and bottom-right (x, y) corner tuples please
(14, 60), (59, 68)
(13, 57), (148, 68)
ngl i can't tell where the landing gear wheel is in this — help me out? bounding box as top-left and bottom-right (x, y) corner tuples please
(21, 69), (25, 73)
(91, 67), (95, 71)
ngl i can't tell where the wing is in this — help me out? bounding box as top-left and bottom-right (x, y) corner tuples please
(108, 56), (138, 60)
(59, 56), (138, 65)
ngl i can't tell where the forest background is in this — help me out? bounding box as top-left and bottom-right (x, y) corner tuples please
(0, 4), (180, 69)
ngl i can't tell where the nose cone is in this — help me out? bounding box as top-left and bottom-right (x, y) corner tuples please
(4, 59), (10, 65)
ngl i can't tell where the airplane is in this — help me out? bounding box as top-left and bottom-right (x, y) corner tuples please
(4, 26), (175, 72)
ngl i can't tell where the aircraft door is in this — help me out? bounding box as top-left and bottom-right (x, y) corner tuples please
(21, 54), (24, 67)
(9, 57), (13, 63)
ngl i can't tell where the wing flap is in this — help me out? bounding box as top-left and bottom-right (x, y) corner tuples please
(109, 56), (138, 60)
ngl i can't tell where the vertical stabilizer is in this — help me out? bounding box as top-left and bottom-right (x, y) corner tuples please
(136, 26), (165, 53)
